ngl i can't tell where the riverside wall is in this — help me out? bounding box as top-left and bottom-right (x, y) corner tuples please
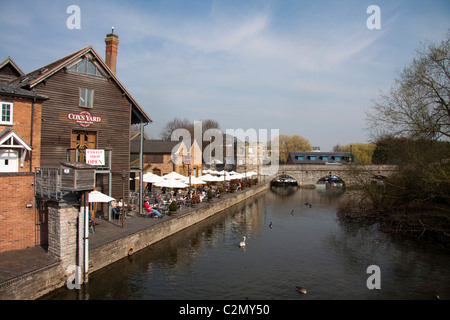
(0, 182), (269, 300)
(88, 182), (269, 273)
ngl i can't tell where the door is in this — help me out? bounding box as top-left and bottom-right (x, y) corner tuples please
(0, 149), (18, 172)
(70, 130), (96, 162)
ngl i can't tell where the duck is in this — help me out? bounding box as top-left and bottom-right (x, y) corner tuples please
(290, 209), (294, 215)
(269, 222), (273, 228)
(296, 286), (307, 294)
(239, 236), (246, 248)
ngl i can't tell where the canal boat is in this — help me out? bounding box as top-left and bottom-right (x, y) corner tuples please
(271, 175), (298, 187)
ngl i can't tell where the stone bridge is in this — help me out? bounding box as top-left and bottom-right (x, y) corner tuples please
(263, 164), (398, 187)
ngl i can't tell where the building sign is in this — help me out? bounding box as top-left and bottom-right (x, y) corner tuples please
(68, 111), (102, 127)
(85, 149), (105, 165)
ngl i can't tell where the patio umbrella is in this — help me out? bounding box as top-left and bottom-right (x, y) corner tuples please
(88, 190), (115, 203)
(162, 171), (187, 180)
(181, 176), (206, 185)
(142, 173), (164, 183)
(230, 173), (244, 180)
(199, 174), (222, 182)
(246, 171), (258, 177)
(155, 179), (189, 188)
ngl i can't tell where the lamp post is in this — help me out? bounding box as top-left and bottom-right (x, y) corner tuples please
(184, 154), (191, 189)
(121, 170), (126, 228)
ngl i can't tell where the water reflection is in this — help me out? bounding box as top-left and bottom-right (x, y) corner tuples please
(42, 187), (450, 300)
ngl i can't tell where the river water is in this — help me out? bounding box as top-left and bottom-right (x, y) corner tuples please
(43, 186), (450, 300)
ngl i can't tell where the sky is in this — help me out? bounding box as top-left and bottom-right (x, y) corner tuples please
(0, 0), (449, 151)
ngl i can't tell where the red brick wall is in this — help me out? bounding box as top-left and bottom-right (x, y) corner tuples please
(0, 96), (42, 171)
(0, 174), (36, 253)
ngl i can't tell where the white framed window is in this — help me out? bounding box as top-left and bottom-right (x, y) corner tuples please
(79, 88), (94, 108)
(1, 102), (13, 125)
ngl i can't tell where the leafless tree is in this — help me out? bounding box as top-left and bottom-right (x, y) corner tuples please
(367, 32), (450, 141)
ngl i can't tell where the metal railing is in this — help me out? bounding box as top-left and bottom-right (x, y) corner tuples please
(35, 167), (62, 200)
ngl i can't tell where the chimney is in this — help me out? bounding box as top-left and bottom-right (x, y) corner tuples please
(105, 28), (119, 75)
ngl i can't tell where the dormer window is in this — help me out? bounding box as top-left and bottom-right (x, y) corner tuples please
(69, 58), (103, 77)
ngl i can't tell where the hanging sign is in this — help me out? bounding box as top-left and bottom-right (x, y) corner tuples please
(68, 111), (102, 127)
(85, 149), (105, 165)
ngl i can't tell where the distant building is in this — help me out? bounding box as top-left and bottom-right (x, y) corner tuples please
(287, 151), (358, 164)
(130, 139), (203, 179)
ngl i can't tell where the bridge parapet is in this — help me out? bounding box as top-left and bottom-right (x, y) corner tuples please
(276, 164), (397, 187)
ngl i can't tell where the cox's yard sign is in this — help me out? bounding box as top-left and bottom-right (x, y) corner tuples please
(86, 149), (105, 166)
(68, 111), (101, 127)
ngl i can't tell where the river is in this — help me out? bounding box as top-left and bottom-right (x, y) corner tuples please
(42, 186), (450, 300)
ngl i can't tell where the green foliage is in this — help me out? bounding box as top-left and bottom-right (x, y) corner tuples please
(336, 142), (376, 164)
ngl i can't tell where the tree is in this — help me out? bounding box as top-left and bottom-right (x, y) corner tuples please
(366, 32), (450, 141)
(335, 142), (376, 165)
(277, 134), (312, 163)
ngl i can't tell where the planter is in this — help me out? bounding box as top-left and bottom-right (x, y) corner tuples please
(169, 211), (177, 216)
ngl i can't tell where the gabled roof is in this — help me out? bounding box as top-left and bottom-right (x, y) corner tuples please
(0, 129), (32, 151)
(0, 57), (25, 77)
(11, 46), (152, 124)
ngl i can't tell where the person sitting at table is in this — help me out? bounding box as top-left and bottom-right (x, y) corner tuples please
(118, 197), (129, 219)
(155, 194), (163, 204)
(144, 196), (162, 218)
(111, 199), (121, 219)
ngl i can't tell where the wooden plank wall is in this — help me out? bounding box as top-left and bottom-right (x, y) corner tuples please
(34, 67), (132, 202)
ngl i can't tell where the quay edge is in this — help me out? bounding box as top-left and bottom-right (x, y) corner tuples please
(0, 182), (270, 300)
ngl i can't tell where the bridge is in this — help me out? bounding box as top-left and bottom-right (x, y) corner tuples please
(263, 164), (397, 187)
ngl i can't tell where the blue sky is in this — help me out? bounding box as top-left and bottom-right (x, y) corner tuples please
(1, 0), (449, 151)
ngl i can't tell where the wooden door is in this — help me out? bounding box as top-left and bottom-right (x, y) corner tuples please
(70, 130), (96, 162)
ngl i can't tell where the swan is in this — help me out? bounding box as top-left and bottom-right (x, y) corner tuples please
(239, 236), (246, 247)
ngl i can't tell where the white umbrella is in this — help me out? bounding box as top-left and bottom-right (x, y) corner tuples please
(246, 171), (258, 177)
(162, 171), (187, 180)
(142, 172), (164, 183)
(155, 179), (189, 188)
(230, 173), (244, 180)
(181, 176), (206, 185)
(199, 174), (221, 182)
(88, 190), (115, 203)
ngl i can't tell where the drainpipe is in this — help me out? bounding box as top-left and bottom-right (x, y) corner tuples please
(30, 98), (35, 172)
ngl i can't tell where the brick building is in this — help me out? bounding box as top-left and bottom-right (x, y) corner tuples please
(0, 58), (48, 252)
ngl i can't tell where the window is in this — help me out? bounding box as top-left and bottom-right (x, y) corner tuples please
(333, 156), (341, 161)
(1, 102), (13, 125)
(321, 156), (328, 161)
(296, 156), (304, 160)
(309, 156), (316, 161)
(69, 58), (103, 77)
(79, 88), (94, 108)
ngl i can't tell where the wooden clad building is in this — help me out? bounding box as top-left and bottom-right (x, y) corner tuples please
(10, 32), (152, 211)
